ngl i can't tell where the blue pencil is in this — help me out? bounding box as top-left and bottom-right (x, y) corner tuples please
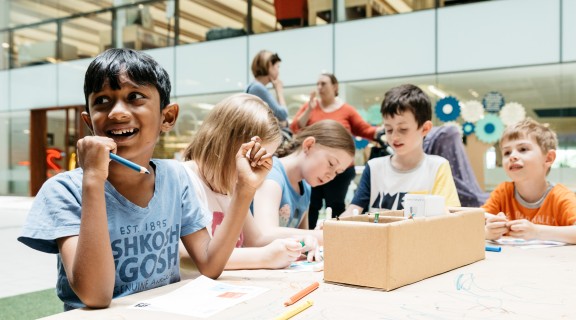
(485, 245), (502, 252)
(109, 152), (150, 174)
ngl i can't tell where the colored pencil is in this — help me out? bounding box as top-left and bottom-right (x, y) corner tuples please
(284, 282), (319, 306)
(109, 152), (150, 174)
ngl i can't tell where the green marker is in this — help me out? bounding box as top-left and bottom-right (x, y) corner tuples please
(374, 212), (379, 223)
(299, 240), (309, 255)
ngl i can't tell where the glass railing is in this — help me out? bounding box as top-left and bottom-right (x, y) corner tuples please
(0, 0), (493, 70)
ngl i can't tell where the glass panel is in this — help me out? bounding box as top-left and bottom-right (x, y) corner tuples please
(5, 111), (30, 196)
(62, 12), (112, 60)
(45, 109), (68, 178)
(178, 0), (248, 44)
(8, 0), (111, 28)
(13, 22), (57, 68)
(114, 2), (175, 51)
(0, 31), (9, 70)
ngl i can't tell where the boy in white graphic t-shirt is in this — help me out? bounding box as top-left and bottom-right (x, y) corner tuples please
(342, 84), (460, 216)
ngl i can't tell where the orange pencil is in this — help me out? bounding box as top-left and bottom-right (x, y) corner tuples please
(284, 282), (319, 306)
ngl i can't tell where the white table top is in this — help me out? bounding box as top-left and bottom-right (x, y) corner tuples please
(40, 243), (576, 319)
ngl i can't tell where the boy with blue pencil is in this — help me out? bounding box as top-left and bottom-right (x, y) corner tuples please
(18, 49), (274, 310)
(483, 118), (576, 243)
(342, 84), (460, 216)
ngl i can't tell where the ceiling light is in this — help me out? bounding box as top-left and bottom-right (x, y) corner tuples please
(428, 85), (446, 99)
(468, 89), (479, 98)
(1, 43), (9, 49)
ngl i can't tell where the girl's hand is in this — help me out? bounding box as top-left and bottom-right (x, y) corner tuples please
(77, 136), (117, 181)
(485, 212), (509, 240)
(507, 219), (538, 240)
(236, 136), (274, 191)
(298, 235), (321, 262)
(262, 239), (303, 269)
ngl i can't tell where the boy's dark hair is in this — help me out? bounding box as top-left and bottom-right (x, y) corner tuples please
(83, 48), (171, 112)
(380, 84), (431, 128)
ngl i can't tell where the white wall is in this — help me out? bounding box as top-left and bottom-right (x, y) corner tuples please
(335, 11), (436, 81)
(10, 64), (58, 110)
(0, 70), (7, 112)
(438, 0), (560, 73)
(248, 25), (333, 86)
(175, 37), (247, 96)
(563, 0), (576, 62)
(57, 58), (91, 107)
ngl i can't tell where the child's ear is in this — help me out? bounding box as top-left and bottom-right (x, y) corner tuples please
(421, 120), (433, 136)
(161, 103), (179, 133)
(545, 149), (556, 168)
(81, 111), (94, 134)
(302, 137), (316, 153)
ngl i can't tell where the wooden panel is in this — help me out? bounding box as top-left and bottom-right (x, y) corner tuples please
(29, 109), (47, 196)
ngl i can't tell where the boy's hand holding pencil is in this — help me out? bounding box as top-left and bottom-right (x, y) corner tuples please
(76, 136), (118, 180)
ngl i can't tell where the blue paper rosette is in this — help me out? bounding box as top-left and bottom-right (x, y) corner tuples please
(482, 91), (505, 113)
(354, 137), (369, 149)
(462, 122), (475, 136)
(475, 114), (504, 144)
(435, 96), (461, 122)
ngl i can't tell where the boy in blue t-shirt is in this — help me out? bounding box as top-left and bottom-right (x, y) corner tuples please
(18, 49), (273, 310)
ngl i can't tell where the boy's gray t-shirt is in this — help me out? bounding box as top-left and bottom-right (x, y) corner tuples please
(18, 159), (210, 310)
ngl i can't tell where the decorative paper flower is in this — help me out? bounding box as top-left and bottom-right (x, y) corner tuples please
(482, 91), (505, 113)
(462, 122), (475, 136)
(354, 137), (369, 149)
(499, 102), (526, 126)
(475, 114), (504, 144)
(461, 100), (484, 122)
(435, 96), (461, 122)
(443, 121), (463, 137)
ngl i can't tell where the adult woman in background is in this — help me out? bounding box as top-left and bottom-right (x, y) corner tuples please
(290, 73), (379, 229)
(246, 50), (289, 128)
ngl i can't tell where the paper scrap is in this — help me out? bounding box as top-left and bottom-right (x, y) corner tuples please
(131, 275), (268, 318)
(284, 260), (324, 273)
(492, 238), (567, 249)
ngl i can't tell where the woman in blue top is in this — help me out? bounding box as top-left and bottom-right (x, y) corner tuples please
(246, 50), (289, 128)
(252, 120), (355, 244)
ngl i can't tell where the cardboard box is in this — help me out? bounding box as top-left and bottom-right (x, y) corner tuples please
(323, 209), (485, 291)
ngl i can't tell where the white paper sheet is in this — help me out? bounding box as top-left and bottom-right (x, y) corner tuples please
(283, 260), (324, 273)
(130, 275), (268, 318)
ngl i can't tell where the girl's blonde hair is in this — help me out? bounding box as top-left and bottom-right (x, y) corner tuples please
(276, 120), (355, 158)
(183, 93), (282, 194)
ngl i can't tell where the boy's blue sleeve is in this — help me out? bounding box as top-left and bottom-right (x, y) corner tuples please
(18, 173), (83, 254)
(351, 165), (372, 212)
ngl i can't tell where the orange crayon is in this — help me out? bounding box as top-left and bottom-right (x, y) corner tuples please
(284, 282), (319, 306)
